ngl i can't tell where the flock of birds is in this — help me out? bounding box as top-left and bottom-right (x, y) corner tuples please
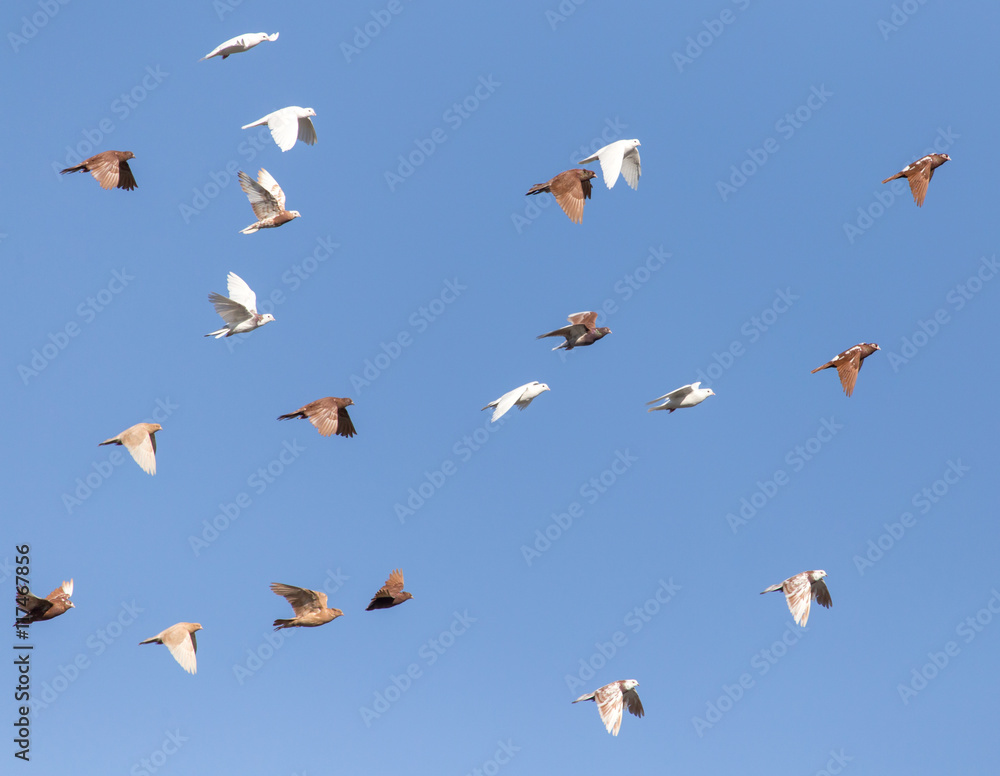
(31, 28), (954, 738)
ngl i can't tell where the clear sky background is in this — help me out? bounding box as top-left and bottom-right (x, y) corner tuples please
(4, 0), (1000, 773)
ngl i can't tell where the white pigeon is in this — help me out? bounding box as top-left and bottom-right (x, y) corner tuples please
(200, 32), (279, 61)
(578, 139), (641, 190)
(242, 106), (317, 152)
(761, 570), (832, 627)
(481, 381), (550, 423)
(646, 382), (714, 413)
(572, 680), (644, 736)
(204, 272), (275, 338)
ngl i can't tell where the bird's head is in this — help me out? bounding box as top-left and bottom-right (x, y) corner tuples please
(261, 314), (276, 325)
(622, 680), (639, 691)
(598, 327), (612, 336)
(705, 389), (716, 397)
(191, 624), (204, 633)
(304, 108), (316, 117)
(400, 592), (414, 603)
(344, 398), (355, 407)
(288, 210), (302, 220)
(539, 383), (551, 393)
(579, 169), (597, 181)
(149, 424), (163, 434)
(629, 139), (641, 149)
(331, 608), (345, 619)
(810, 570), (828, 581)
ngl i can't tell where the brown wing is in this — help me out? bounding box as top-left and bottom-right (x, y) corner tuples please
(85, 152), (124, 190)
(593, 683), (626, 736)
(335, 406), (357, 438)
(550, 172), (588, 224)
(270, 583), (325, 616)
(812, 578), (833, 610)
(835, 350), (862, 397)
(304, 399), (341, 437)
(16, 592), (52, 621)
(782, 573), (814, 626)
(906, 159), (934, 206)
(116, 160), (137, 191)
(623, 687), (645, 719)
(567, 311), (599, 329)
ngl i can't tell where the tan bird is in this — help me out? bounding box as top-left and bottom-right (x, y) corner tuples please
(573, 680), (644, 736)
(98, 422), (161, 475)
(277, 397), (356, 438)
(366, 569), (413, 610)
(525, 169), (597, 224)
(270, 583), (344, 631)
(60, 150), (137, 191)
(238, 169), (301, 234)
(761, 570), (832, 627)
(16, 579), (74, 623)
(139, 622), (203, 674)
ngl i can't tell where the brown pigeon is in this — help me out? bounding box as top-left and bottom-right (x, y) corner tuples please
(238, 169), (301, 233)
(366, 569), (413, 611)
(573, 680), (644, 736)
(60, 151), (137, 191)
(139, 622), (203, 674)
(98, 422), (161, 475)
(882, 153), (950, 207)
(811, 343), (880, 397)
(16, 579), (74, 624)
(525, 169), (596, 224)
(536, 311), (611, 351)
(761, 570), (831, 627)
(270, 583), (344, 631)
(276, 397), (356, 438)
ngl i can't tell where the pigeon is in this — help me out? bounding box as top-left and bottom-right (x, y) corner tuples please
(200, 32), (279, 61)
(139, 622), (203, 674)
(98, 423), (161, 475)
(572, 680), (644, 736)
(811, 343), (880, 397)
(242, 106), (317, 152)
(761, 570), (831, 627)
(238, 168), (301, 233)
(536, 311), (611, 351)
(60, 151), (137, 191)
(15, 579), (74, 624)
(270, 583), (344, 631)
(525, 169), (596, 224)
(481, 381), (550, 422)
(277, 397), (356, 438)
(366, 569), (413, 611)
(205, 271), (275, 338)
(882, 153), (950, 207)
(578, 139), (641, 190)
(646, 382), (715, 413)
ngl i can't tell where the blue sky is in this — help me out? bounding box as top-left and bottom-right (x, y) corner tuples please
(4, 0), (1000, 773)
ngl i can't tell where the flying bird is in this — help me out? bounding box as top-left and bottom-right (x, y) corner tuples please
(242, 106), (317, 152)
(60, 151), (137, 191)
(270, 583), (344, 630)
(277, 397), (356, 438)
(238, 168), (301, 233)
(366, 569), (413, 611)
(200, 32), (279, 60)
(646, 382), (715, 413)
(578, 139), (641, 190)
(205, 271), (275, 338)
(761, 570), (832, 627)
(525, 169), (596, 224)
(572, 680), (644, 736)
(98, 422), (161, 475)
(882, 153), (950, 207)
(139, 622), (203, 674)
(481, 381), (550, 423)
(536, 311), (611, 351)
(16, 579), (74, 624)
(811, 343), (880, 397)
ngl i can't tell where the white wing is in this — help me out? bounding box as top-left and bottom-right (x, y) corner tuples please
(256, 168), (286, 210)
(166, 631), (198, 674)
(268, 109), (301, 151)
(646, 383), (696, 405)
(225, 272), (258, 313)
(126, 433), (157, 476)
(620, 146), (641, 190)
(598, 142), (626, 189)
(488, 384), (529, 422)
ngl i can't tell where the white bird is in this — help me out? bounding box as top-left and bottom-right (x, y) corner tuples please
(205, 272), (275, 338)
(238, 168), (300, 233)
(200, 32), (279, 61)
(578, 139), (641, 190)
(646, 382), (715, 413)
(572, 680), (644, 736)
(242, 106), (317, 152)
(481, 381), (550, 423)
(761, 570), (832, 627)
(139, 623), (203, 674)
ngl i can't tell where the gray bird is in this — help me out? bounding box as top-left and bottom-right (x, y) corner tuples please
(271, 583), (344, 630)
(573, 680), (644, 736)
(536, 311), (611, 351)
(761, 570), (831, 627)
(204, 271), (275, 338)
(139, 622), (203, 674)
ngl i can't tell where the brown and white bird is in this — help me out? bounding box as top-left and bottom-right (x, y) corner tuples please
(98, 422), (161, 475)
(16, 579), (74, 623)
(525, 169), (597, 224)
(761, 570), (831, 627)
(60, 151), (137, 191)
(882, 153), (950, 207)
(139, 622), (203, 674)
(277, 397), (356, 438)
(536, 311), (611, 351)
(811, 343), (880, 397)
(573, 680), (644, 736)
(238, 169), (300, 233)
(366, 569), (413, 611)
(270, 583), (344, 631)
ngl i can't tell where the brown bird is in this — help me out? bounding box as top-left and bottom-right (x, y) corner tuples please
(139, 622), (203, 674)
(98, 422), (162, 475)
(573, 680), (644, 736)
(238, 169), (301, 233)
(882, 153), (950, 207)
(811, 343), (880, 397)
(761, 570), (831, 627)
(270, 582), (344, 631)
(277, 397), (356, 438)
(537, 311), (611, 351)
(526, 169), (597, 224)
(366, 569), (413, 610)
(60, 150), (137, 191)
(16, 579), (74, 624)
